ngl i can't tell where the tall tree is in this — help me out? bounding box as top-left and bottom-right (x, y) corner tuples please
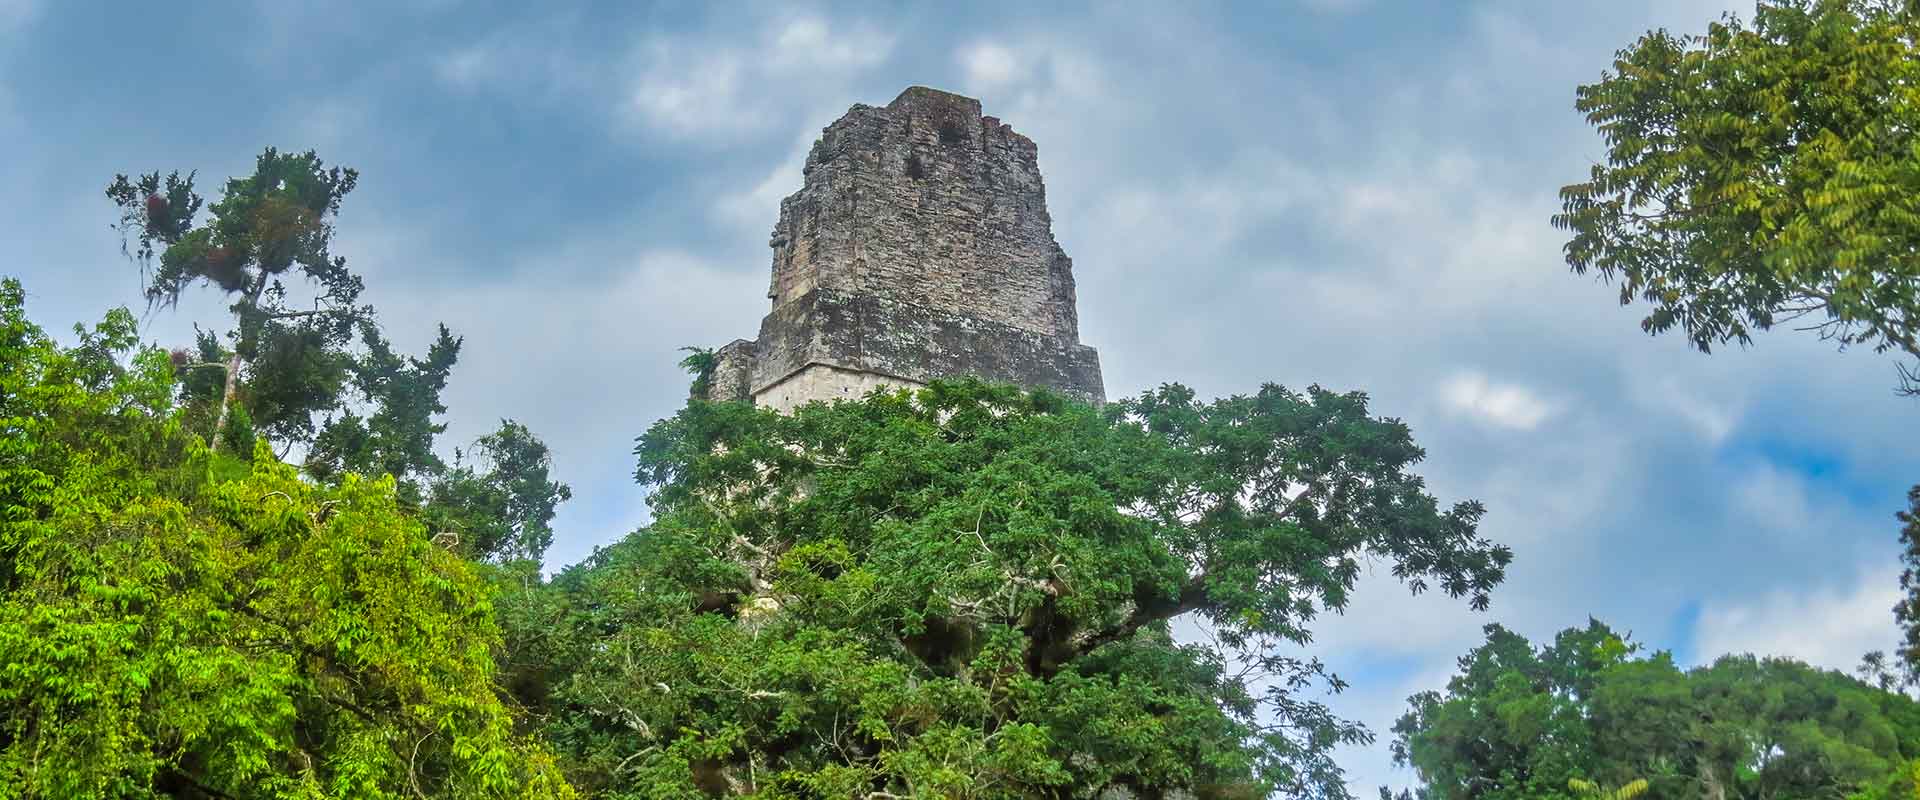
(1553, 0), (1920, 390)
(534, 379), (1509, 798)
(108, 149), (368, 450)
(423, 420), (574, 564)
(109, 148), (576, 574)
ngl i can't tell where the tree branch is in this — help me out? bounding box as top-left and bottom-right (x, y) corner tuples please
(264, 307), (358, 321)
(1078, 574), (1212, 656)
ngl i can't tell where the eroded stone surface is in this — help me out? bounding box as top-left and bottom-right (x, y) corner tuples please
(706, 86), (1104, 408)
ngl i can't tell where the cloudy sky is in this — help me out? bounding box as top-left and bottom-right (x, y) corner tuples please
(3, 0), (1914, 793)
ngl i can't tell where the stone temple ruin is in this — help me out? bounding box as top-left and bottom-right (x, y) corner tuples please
(702, 86), (1104, 411)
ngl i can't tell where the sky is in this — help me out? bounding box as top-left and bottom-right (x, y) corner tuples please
(2, 0), (1915, 794)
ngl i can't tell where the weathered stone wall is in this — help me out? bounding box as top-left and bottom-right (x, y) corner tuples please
(767, 87), (1082, 340)
(742, 288), (1104, 403)
(709, 86), (1104, 409)
(754, 364), (922, 415)
(707, 339), (757, 401)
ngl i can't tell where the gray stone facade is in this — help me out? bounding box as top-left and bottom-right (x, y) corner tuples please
(705, 86), (1104, 411)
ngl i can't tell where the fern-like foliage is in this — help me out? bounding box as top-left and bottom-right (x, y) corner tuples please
(677, 345), (717, 398)
(1569, 778), (1649, 800)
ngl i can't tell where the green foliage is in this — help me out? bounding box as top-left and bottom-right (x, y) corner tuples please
(107, 148), (360, 309)
(1392, 621), (1920, 800)
(1554, 0), (1920, 385)
(307, 323), (464, 506)
(106, 148), (372, 450)
(528, 379), (1508, 798)
(1857, 650), (1915, 694)
(110, 148), (549, 536)
(1847, 757), (1920, 800)
(424, 420), (574, 564)
(219, 396), (259, 455)
(1896, 485), (1920, 677)
(678, 346), (717, 399)
(114, 149), (574, 549)
(1568, 778), (1647, 800)
(1556, 5), (1920, 758)
(0, 277), (572, 798)
(244, 318), (354, 444)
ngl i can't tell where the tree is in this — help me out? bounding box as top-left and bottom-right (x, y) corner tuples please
(305, 321), (463, 505)
(109, 149), (568, 558)
(1388, 621), (1631, 800)
(1895, 486), (1920, 675)
(531, 379), (1510, 798)
(0, 278), (572, 798)
(1555, 0), (1920, 698)
(108, 148), (369, 449)
(1391, 622), (1920, 800)
(423, 420), (574, 564)
(1553, 0), (1920, 391)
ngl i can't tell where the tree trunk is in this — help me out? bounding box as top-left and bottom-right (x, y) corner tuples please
(211, 349), (244, 452)
(211, 275), (268, 453)
(1698, 759), (1726, 800)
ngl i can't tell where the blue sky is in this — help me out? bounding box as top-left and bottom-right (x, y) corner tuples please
(3, 1), (1915, 793)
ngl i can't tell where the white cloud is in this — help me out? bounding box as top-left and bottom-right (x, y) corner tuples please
(958, 41), (1022, 88)
(769, 17), (893, 70)
(434, 46), (497, 88)
(1339, 182), (1413, 220)
(388, 247), (767, 569)
(1730, 462), (1818, 537)
(284, 96), (369, 154)
(429, 13), (894, 143)
(1441, 372), (1555, 430)
(628, 48), (759, 138)
(1308, 573), (1497, 658)
(430, 16), (599, 96)
(0, 76), (16, 136)
(1691, 561), (1901, 672)
(624, 16), (894, 140)
(1632, 375), (1741, 443)
(7, 3), (1912, 798)
(1332, 663), (1462, 796)
(1073, 148), (1310, 281)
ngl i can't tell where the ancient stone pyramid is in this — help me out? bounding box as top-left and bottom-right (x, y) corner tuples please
(703, 86), (1104, 411)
